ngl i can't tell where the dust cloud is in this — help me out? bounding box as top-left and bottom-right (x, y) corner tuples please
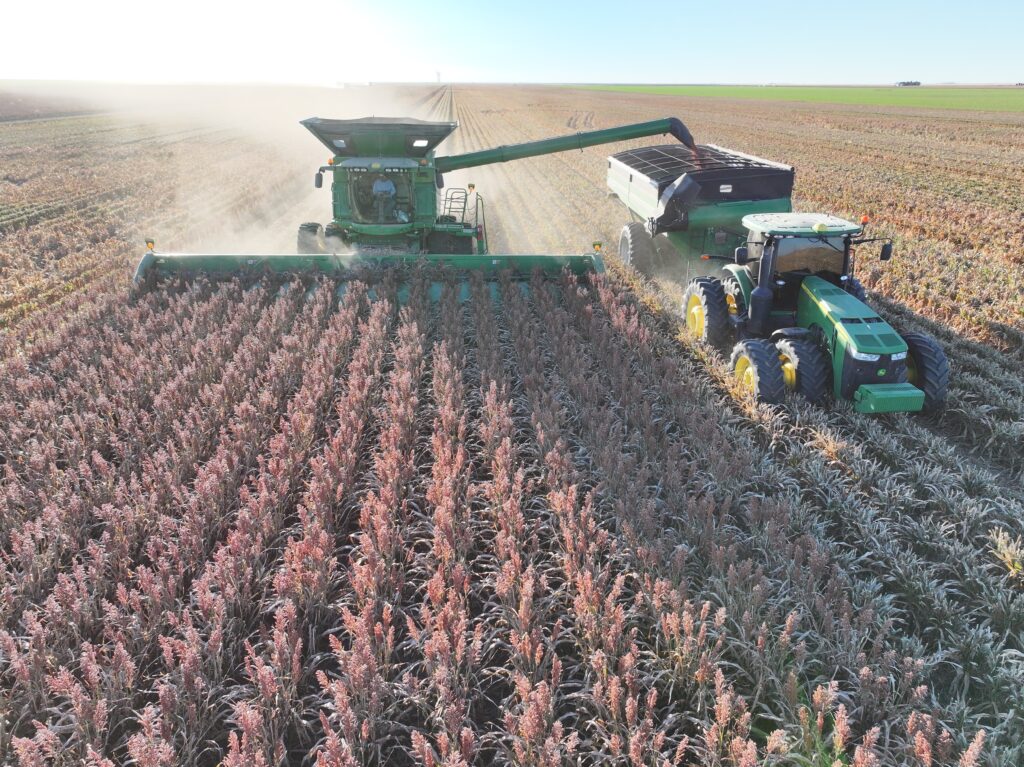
(1, 79), (429, 253)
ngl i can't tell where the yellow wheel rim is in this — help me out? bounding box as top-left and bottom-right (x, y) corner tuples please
(735, 354), (757, 394)
(685, 294), (705, 338)
(725, 293), (739, 316)
(906, 353), (918, 385)
(779, 353), (797, 390)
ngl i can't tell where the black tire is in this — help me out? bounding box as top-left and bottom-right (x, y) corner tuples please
(846, 278), (867, 302)
(722, 275), (747, 321)
(618, 223), (657, 272)
(902, 332), (949, 414)
(775, 337), (831, 404)
(324, 223), (346, 254)
(297, 222), (324, 254)
(730, 339), (787, 405)
(682, 277), (732, 351)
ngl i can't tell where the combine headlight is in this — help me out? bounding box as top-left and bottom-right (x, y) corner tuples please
(850, 350), (881, 362)
(891, 351), (908, 361)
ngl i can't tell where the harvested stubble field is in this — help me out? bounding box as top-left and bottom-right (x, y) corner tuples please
(0, 84), (1021, 767)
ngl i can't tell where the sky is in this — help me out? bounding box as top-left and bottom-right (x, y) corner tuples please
(2, 0), (1020, 85)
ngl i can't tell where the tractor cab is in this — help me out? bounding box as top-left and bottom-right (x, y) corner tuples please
(733, 213), (866, 335)
(743, 213), (859, 291)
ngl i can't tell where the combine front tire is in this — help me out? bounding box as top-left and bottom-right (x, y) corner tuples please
(682, 277), (732, 351)
(903, 332), (949, 413)
(775, 337), (831, 404)
(619, 223), (657, 272)
(731, 339), (786, 405)
(297, 222), (325, 254)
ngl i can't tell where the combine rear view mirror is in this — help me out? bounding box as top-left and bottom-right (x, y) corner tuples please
(734, 246), (749, 265)
(880, 242), (893, 261)
(314, 172), (323, 189)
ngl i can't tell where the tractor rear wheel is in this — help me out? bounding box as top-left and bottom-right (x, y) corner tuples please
(297, 222), (325, 254)
(682, 277), (732, 351)
(903, 332), (949, 413)
(775, 337), (831, 404)
(731, 339), (787, 405)
(619, 223), (657, 272)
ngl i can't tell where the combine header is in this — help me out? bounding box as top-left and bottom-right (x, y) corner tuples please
(608, 142), (949, 415)
(135, 115), (695, 288)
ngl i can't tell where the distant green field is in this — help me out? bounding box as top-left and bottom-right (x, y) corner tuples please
(578, 85), (1024, 112)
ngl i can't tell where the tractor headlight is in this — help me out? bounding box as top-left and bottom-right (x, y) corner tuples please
(850, 350), (881, 362)
(891, 351), (908, 361)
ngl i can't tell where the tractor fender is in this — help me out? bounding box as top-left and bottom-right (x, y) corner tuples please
(722, 264), (754, 307)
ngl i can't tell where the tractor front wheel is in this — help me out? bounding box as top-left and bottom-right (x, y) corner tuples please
(619, 223), (657, 272)
(775, 337), (831, 404)
(297, 222), (325, 254)
(903, 332), (949, 413)
(731, 339), (786, 405)
(682, 277), (732, 351)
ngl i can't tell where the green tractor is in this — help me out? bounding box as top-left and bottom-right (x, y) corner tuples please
(135, 115), (696, 285)
(608, 144), (948, 414)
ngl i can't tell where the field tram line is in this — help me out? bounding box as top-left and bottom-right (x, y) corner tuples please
(603, 266), (1024, 758)
(453, 97), (566, 253)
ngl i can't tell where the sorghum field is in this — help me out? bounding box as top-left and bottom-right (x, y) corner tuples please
(0, 83), (1021, 766)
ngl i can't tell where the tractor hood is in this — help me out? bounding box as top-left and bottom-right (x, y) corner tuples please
(799, 277), (906, 356)
(301, 117), (458, 158)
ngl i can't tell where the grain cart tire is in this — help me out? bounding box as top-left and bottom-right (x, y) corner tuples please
(847, 278), (868, 303)
(731, 339), (787, 405)
(619, 223), (657, 272)
(775, 337), (831, 404)
(902, 332), (949, 414)
(682, 277), (732, 351)
(297, 222), (325, 254)
(722, 276), (747, 322)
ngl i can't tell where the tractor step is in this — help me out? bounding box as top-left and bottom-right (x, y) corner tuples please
(853, 383), (925, 414)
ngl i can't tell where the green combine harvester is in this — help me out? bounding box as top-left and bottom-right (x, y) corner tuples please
(608, 143), (948, 414)
(135, 114), (696, 286)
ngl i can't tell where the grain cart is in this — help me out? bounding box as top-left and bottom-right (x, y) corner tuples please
(608, 145), (948, 414)
(135, 115), (695, 287)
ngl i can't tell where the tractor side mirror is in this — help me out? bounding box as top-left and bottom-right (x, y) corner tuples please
(734, 246), (749, 266)
(880, 242), (893, 261)
(314, 172), (323, 189)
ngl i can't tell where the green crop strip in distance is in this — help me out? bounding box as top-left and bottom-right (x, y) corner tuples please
(570, 84), (1024, 112)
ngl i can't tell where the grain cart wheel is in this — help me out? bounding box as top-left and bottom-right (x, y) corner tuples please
(722, 276), (747, 321)
(902, 332), (949, 413)
(619, 223), (657, 272)
(731, 339), (787, 405)
(775, 337), (831, 404)
(682, 277), (732, 351)
(297, 222), (325, 254)
(846, 278), (868, 302)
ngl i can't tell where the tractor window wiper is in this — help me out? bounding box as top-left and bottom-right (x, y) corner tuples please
(811, 235), (843, 252)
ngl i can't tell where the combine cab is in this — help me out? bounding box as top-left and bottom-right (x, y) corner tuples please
(609, 146), (949, 415)
(135, 115), (696, 289)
